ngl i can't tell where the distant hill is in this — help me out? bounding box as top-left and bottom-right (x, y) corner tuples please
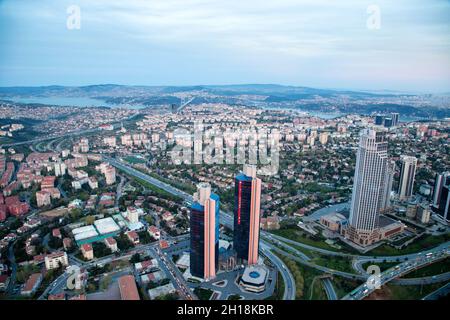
(0, 84), (448, 118)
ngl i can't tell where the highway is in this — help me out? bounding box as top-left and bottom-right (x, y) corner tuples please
(260, 243), (296, 300)
(104, 156), (297, 300)
(322, 278), (338, 300)
(342, 248), (449, 300)
(422, 282), (450, 300)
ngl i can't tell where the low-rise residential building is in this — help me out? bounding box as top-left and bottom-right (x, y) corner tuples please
(21, 273), (43, 296)
(104, 237), (118, 252)
(118, 275), (140, 300)
(44, 251), (69, 270)
(81, 243), (94, 260)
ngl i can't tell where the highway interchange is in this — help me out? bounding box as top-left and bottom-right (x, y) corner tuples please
(104, 156), (450, 300)
(4, 137), (448, 301)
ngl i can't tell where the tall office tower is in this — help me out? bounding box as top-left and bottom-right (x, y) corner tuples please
(391, 113), (400, 126)
(432, 172), (450, 208)
(433, 173), (450, 222)
(398, 156), (418, 201)
(233, 164), (262, 265)
(345, 129), (389, 246)
(190, 183), (219, 280)
(384, 117), (393, 128)
(381, 161), (395, 212)
(436, 183), (450, 222)
(375, 115), (385, 126)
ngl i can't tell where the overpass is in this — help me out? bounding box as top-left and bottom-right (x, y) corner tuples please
(342, 248), (449, 300)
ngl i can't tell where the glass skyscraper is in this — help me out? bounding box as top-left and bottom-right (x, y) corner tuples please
(190, 183), (219, 280)
(233, 165), (262, 265)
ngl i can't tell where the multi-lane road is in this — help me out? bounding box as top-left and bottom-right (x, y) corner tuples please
(343, 248), (449, 300)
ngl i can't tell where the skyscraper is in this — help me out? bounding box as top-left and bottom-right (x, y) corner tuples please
(233, 165), (262, 265)
(345, 129), (389, 246)
(398, 156), (418, 201)
(391, 113), (400, 126)
(433, 173), (450, 222)
(374, 115), (385, 126)
(432, 172), (450, 208)
(190, 183), (220, 280)
(381, 161), (395, 212)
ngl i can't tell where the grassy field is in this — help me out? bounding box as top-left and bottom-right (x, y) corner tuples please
(275, 252), (331, 300)
(312, 255), (356, 274)
(272, 228), (341, 252)
(365, 282), (449, 300)
(332, 277), (364, 299)
(123, 156), (147, 164)
(403, 257), (450, 278)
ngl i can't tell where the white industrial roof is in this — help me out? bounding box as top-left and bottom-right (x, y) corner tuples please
(72, 225), (96, 235)
(148, 283), (176, 300)
(94, 217), (120, 235)
(74, 229), (99, 241)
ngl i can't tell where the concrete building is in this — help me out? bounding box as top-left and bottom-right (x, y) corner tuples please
(320, 213), (347, 232)
(239, 265), (268, 293)
(233, 165), (262, 265)
(36, 190), (51, 207)
(104, 165), (116, 185)
(54, 161), (67, 177)
(104, 237), (118, 252)
(126, 206), (140, 224)
(21, 273), (43, 296)
(44, 251), (69, 270)
(398, 156), (418, 201)
(417, 204), (431, 224)
(81, 243), (94, 260)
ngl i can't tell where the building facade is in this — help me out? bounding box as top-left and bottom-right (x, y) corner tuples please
(398, 156), (418, 201)
(345, 129), (389, 246)
(190, 183), (219, 280)
(233, 165), (262, 265)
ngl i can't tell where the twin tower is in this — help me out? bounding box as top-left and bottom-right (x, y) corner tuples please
(190, 165), (262, 280)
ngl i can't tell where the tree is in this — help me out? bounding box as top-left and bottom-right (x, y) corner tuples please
(130, 253), (141, 264)
(100, 275), (112, 291)
(84, 216), (96, 225)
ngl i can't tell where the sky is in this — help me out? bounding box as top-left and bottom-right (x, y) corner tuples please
(0, 0), (449, 92)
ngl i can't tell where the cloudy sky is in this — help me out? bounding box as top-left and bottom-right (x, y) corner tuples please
(0, 0), (449, 92)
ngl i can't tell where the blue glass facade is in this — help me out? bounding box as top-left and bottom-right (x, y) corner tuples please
(189, 193), (220, 278)
(233, 173), (253, 261)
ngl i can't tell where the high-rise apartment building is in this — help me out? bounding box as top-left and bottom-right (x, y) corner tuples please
(398, 156), (417, 201)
